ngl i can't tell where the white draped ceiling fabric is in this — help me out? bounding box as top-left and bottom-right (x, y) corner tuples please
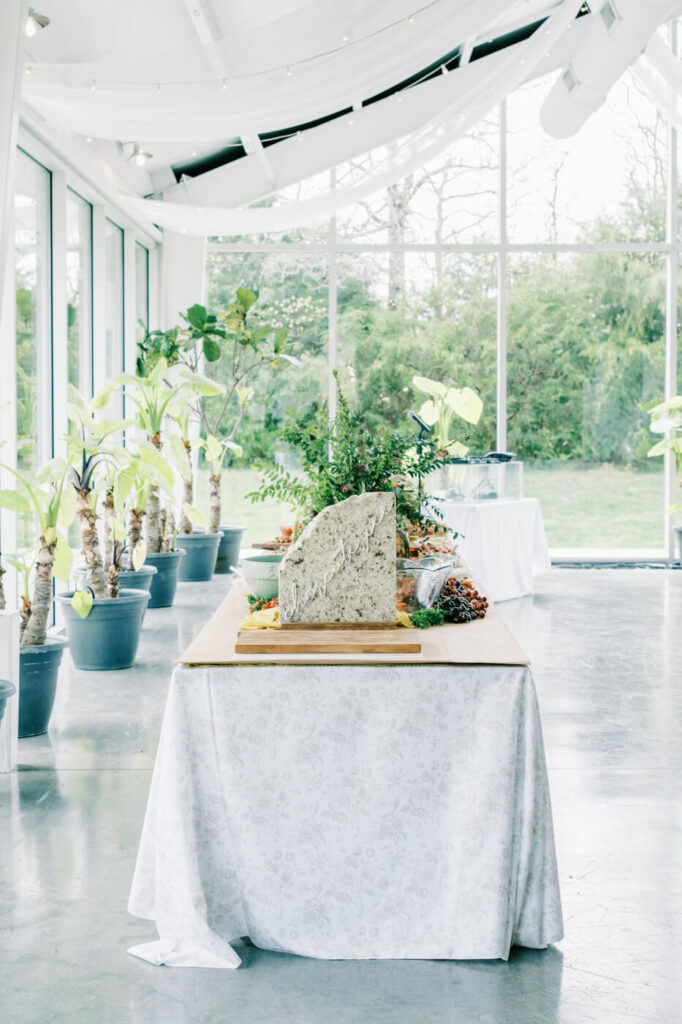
(18, 0), (682, 236)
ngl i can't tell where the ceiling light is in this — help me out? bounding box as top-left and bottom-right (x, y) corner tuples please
(128, 143), (153, 167)
(25, 8), (50, 37)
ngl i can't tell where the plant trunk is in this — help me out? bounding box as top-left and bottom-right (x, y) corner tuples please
(76, 488), (108, 598)
(19, 595), (31, 640)
(103, 489), (115, 570)
(127, 507), (145, 555)
(209, 473), (221, 533)
(108, 564), (120, 599)
(21, 539), (56, 646)
(0, 560), (5, 610)
(146, 432), (164, 553)
(179, 441), (194, 535)
(161, 508), (173, 553)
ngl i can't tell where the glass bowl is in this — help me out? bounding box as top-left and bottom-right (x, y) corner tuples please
(396, 557), (456, 613)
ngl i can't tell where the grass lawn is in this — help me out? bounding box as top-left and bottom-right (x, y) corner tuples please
(196, 463), (670, 552)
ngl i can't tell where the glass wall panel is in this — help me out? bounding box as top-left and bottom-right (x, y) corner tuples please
(336, 251), (497, 453)
(104, 219), (124, 413)
(135, 242), (149, 334)
(507, 252), (666, 549)
(66, 189), (92, 395)
(507, 72), (667, 244)
(203, 251), (329, 544)
(337, 116), (499, 244)
(15, 150), (51, 479)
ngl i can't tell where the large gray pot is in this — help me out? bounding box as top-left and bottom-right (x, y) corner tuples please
(56, 589), (149, 671)
(74, 565), (157, 618)
(215, 525), (246, 574)
(675, 526), (682, 564)
(144, 550), (184, 608)
(18, 636), (68, 737)
(176, 531), (223, 582)
(0, 679), (16, 728)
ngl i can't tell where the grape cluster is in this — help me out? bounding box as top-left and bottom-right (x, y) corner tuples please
(436, 579), (489, 623)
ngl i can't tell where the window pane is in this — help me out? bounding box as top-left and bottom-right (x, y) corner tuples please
(66, 189), (92, 396)
(203, 251), (329, 544)
(135, 242), (149, 333)
(507, 72), (667, 243)
(337, 115), (499, 244)
(507, 252), (665, 550)
(336, 251), (497, 452)
(15, 150), (51, 478)
(104, 219), (124, 413)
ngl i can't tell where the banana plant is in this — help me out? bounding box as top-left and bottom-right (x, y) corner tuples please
(412, 375), (483, 458)
(66, 387), (132, 598)
(165, 370), (224, 535)
(203, 433), (243, 534)
(5, 552), (35, 637)
(112, 443), (175, 556)
(0, 460), (74, 645)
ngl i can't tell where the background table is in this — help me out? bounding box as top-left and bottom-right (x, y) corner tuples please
(128, 661), (563, 968)
(437, 498), (551, 602)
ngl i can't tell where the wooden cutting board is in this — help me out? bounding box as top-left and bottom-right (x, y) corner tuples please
(235, 628), (421, 655)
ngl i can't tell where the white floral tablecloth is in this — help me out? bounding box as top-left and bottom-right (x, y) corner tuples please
(128, 663), (562, 968)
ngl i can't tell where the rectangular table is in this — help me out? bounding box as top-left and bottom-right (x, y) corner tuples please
(128, 596), (562, 968)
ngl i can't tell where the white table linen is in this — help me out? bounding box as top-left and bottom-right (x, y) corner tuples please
(128, 662), (562, 968)
(438, 498), (551, 602)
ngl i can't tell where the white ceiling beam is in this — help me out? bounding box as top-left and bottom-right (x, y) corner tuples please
(182, 0), (226, 79)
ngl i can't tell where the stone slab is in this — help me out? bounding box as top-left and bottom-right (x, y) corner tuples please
(278, 492), (396, 624)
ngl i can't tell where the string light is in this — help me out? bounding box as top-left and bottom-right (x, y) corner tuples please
(221, 78), (227, 89)
(24, 65), (32, 75)
(285, 65), (292, 77)
(441, 64), (449, 75)
(90, 79), (96, 91)
(297, 130), (303, 142)
(156, 82), (161, 94)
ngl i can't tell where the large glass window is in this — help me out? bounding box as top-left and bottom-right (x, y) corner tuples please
(104, 219), (124, 412)
(66, 189), (92, 395)
(205, 64), (679, 558)
(135, 242), (149, 334)
(15, 150), (52, 477)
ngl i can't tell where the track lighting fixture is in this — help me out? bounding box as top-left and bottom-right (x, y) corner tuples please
(25, 8), (50, 37)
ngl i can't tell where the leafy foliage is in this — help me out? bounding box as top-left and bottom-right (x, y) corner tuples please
(249, 380), (447, 529)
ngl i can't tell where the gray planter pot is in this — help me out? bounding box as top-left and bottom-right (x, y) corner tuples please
(73, 565), (157, 619)
(0, 679), (16, 728)
(675, 526), (682, 563)
(215, 525), (246, 574)
(56, 589), (150, 671)
(175, 531), (223, 582)
(18, 636), (68, 737)
(144, 550), (184, 608)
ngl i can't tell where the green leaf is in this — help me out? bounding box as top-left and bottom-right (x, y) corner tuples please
(0, 489), (30, 514)
(185, 304), (208, 330)
(273, 327), (288, 353)
(57, 484), (76, 529)
(114, 463), (138, 511)
(53, 534), (73, 583)
(71, 590), (93, 618)
(413, 375), (447, 399)
(446, 386), (483, 426)
(181, 503), (206, 529)
(202, 338), (221, 362)
(178, 368), (224, 396)
(418, 400), (439, 427)
(166, 433), (192, 481)
(236, 287), (257, 311)
(131, 541), (147, 571)
(647, 438), (669, 457)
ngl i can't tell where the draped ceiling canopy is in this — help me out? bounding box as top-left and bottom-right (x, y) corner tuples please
(18, 0), (682, 235)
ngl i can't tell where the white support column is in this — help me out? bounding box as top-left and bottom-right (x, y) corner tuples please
(664, 22), (679, 562)
(123, 229), (137, 375)
(328, 169), (338, 424)
(0, 610), (20, 773)
(0, 259), (17, 611)
(161, 230), (205, 327)
(496, 101), (508, 454)
(51, 170), (68, 458)
(148, 243), (161, 331)
(0, 0), (26, 328)
(91, 204), (107, 394)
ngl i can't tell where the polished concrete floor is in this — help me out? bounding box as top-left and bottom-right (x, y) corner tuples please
(1, 568), (680, 1024)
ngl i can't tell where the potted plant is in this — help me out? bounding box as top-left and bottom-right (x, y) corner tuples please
(647, 395), (682, 560)
(179, 293), (297, 565)
(411, 375), (484, 458)
(203, 434), (245, 574)
(249, 381), (449, 570)
(0, 461), (73, 736)
(108, 359), (189, 595)
(56, 395), (149, 671)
